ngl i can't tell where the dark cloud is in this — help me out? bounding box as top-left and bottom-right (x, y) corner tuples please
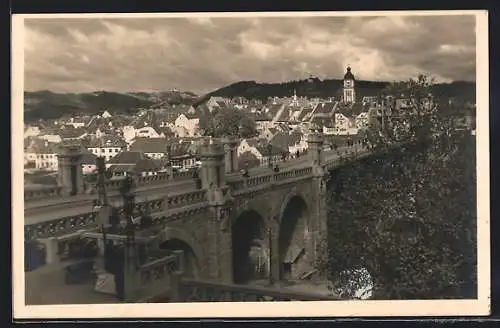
(23, 14), (476, 94)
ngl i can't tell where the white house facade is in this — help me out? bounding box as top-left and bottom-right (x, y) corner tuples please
(174, 114), (200, 137)
(335, 113), (359, 135)
(39, 134), (62, 143)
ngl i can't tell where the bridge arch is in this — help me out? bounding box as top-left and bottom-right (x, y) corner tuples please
(277, 192), (310, 281)
(154, 227), (202, 279)
(232, 209), (268, 284)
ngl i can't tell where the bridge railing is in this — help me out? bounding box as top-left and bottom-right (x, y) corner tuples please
(226, 145), (370, 195)
(133, 253), (180, 302)
(173, 278), (342, 302)
(24, 188), (209, 239)
(227, 165), (316, 196)
(274, 167), (313, 182)
(24, 185), (62, 200)
(135, 172), (170, 185)
(25, 212), (100, 240)
(24, 170), (197, 202)
(165, 189), (207, 208)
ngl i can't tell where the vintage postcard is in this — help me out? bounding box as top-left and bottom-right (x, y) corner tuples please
(12, 10), (490, 319)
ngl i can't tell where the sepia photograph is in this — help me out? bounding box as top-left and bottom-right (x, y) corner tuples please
(12, 10), (490, 319)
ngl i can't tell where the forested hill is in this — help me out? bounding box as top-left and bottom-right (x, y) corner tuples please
(195, 78), (476, 106)
(23, 90), (198, 122)
(24, 78), (475, 122)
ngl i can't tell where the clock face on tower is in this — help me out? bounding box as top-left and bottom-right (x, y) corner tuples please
(345, 80), (353, 88)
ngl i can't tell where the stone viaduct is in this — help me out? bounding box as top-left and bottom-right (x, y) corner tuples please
(23, 132), (386, 302)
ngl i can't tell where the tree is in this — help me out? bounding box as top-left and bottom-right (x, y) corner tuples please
(316, 75), (477, 299)
(200, 106), (258, 139)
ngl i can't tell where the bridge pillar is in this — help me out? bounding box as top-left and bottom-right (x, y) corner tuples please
(268, 217), (280, 285)
(223, 137), (239, 174)
(307, 131), (329, 280)
(122, 239), (141, 302)
(207, 206), (233, 283)
(199, 140), (226, 190)
(200, 140), (234, 282)
(40, 237), (60, 265)
(57, 144), (85, 196)
(307, 131), (325, 173)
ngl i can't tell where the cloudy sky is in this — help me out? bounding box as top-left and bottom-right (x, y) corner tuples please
(23, 14), (476, 95)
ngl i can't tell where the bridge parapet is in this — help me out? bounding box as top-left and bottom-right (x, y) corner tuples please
(132, 253), (180, 302)
(24, 185), (63, 200)
(25, 211), (99, 240)
(25, 188), (208, 239)
(173, 278), (341, 302)
(135, 172), (168, 185)
(275, 167), (313, 182)
(166, 189), (207, 208)
(247, 174), (273, 188)
(25, 169), (197, 202)
(226, 165), (315, 196)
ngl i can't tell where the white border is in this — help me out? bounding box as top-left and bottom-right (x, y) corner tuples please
(12, 10), (490, 319)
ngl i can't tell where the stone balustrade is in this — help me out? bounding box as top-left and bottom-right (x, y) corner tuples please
(134, 250), (186, 302)
(25, 212), (99, 240)
(24, 146), (367, 202)
(140, 254), (179, 285)
(274, 169), (299, 181)
(103, 178), (125, 190)
(24, 189), (208, 239)
(171, 170), (195, 181)
(134, 198), (166, 213)
(247, 175), (273, 188)
(135, 254), (179, 301)
(135, 170), (195, 186)
(24, 186), (62, 200)
(166, 190), (207, 209)
(25, 170), (197, 201)
(175, 278), (341, 302)
(135, 172), (170, 185)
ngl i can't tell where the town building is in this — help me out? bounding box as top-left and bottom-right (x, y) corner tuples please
(237, 139), (287, 167)
(129, 138), (168, 160)
(24, 140), (59, 171)
(86, 136), (127, 162)
(174, 113), (200, 137)
(105, 151), (165, 177)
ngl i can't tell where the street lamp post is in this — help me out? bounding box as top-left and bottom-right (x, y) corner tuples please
(268, 228), (274, 286)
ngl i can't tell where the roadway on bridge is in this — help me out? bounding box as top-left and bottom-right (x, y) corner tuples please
(24, 180), (199, 225)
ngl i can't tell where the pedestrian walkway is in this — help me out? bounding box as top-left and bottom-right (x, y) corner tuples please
(25, 259), (119, 305)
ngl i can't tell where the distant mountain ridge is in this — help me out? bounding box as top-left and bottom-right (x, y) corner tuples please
(23, 90), (198, 122)
(23, 77), (476, 123)
(195, 78), (476, 107)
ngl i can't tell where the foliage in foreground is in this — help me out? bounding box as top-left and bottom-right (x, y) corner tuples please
(199, 106), (258, 139)
(317, 75), (477, 300)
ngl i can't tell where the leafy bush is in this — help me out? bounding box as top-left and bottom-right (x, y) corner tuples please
(316, 75), (477, 299)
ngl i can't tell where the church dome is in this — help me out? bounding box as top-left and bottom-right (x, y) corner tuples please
(343, 66), (355, 81)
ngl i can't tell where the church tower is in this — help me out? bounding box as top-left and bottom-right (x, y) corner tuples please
(343, 65), (356, 104)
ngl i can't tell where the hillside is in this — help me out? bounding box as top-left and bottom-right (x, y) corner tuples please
(23, 78), (475, 122)
(195, 78), (476, 106)
(23, 90), (198, 122)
